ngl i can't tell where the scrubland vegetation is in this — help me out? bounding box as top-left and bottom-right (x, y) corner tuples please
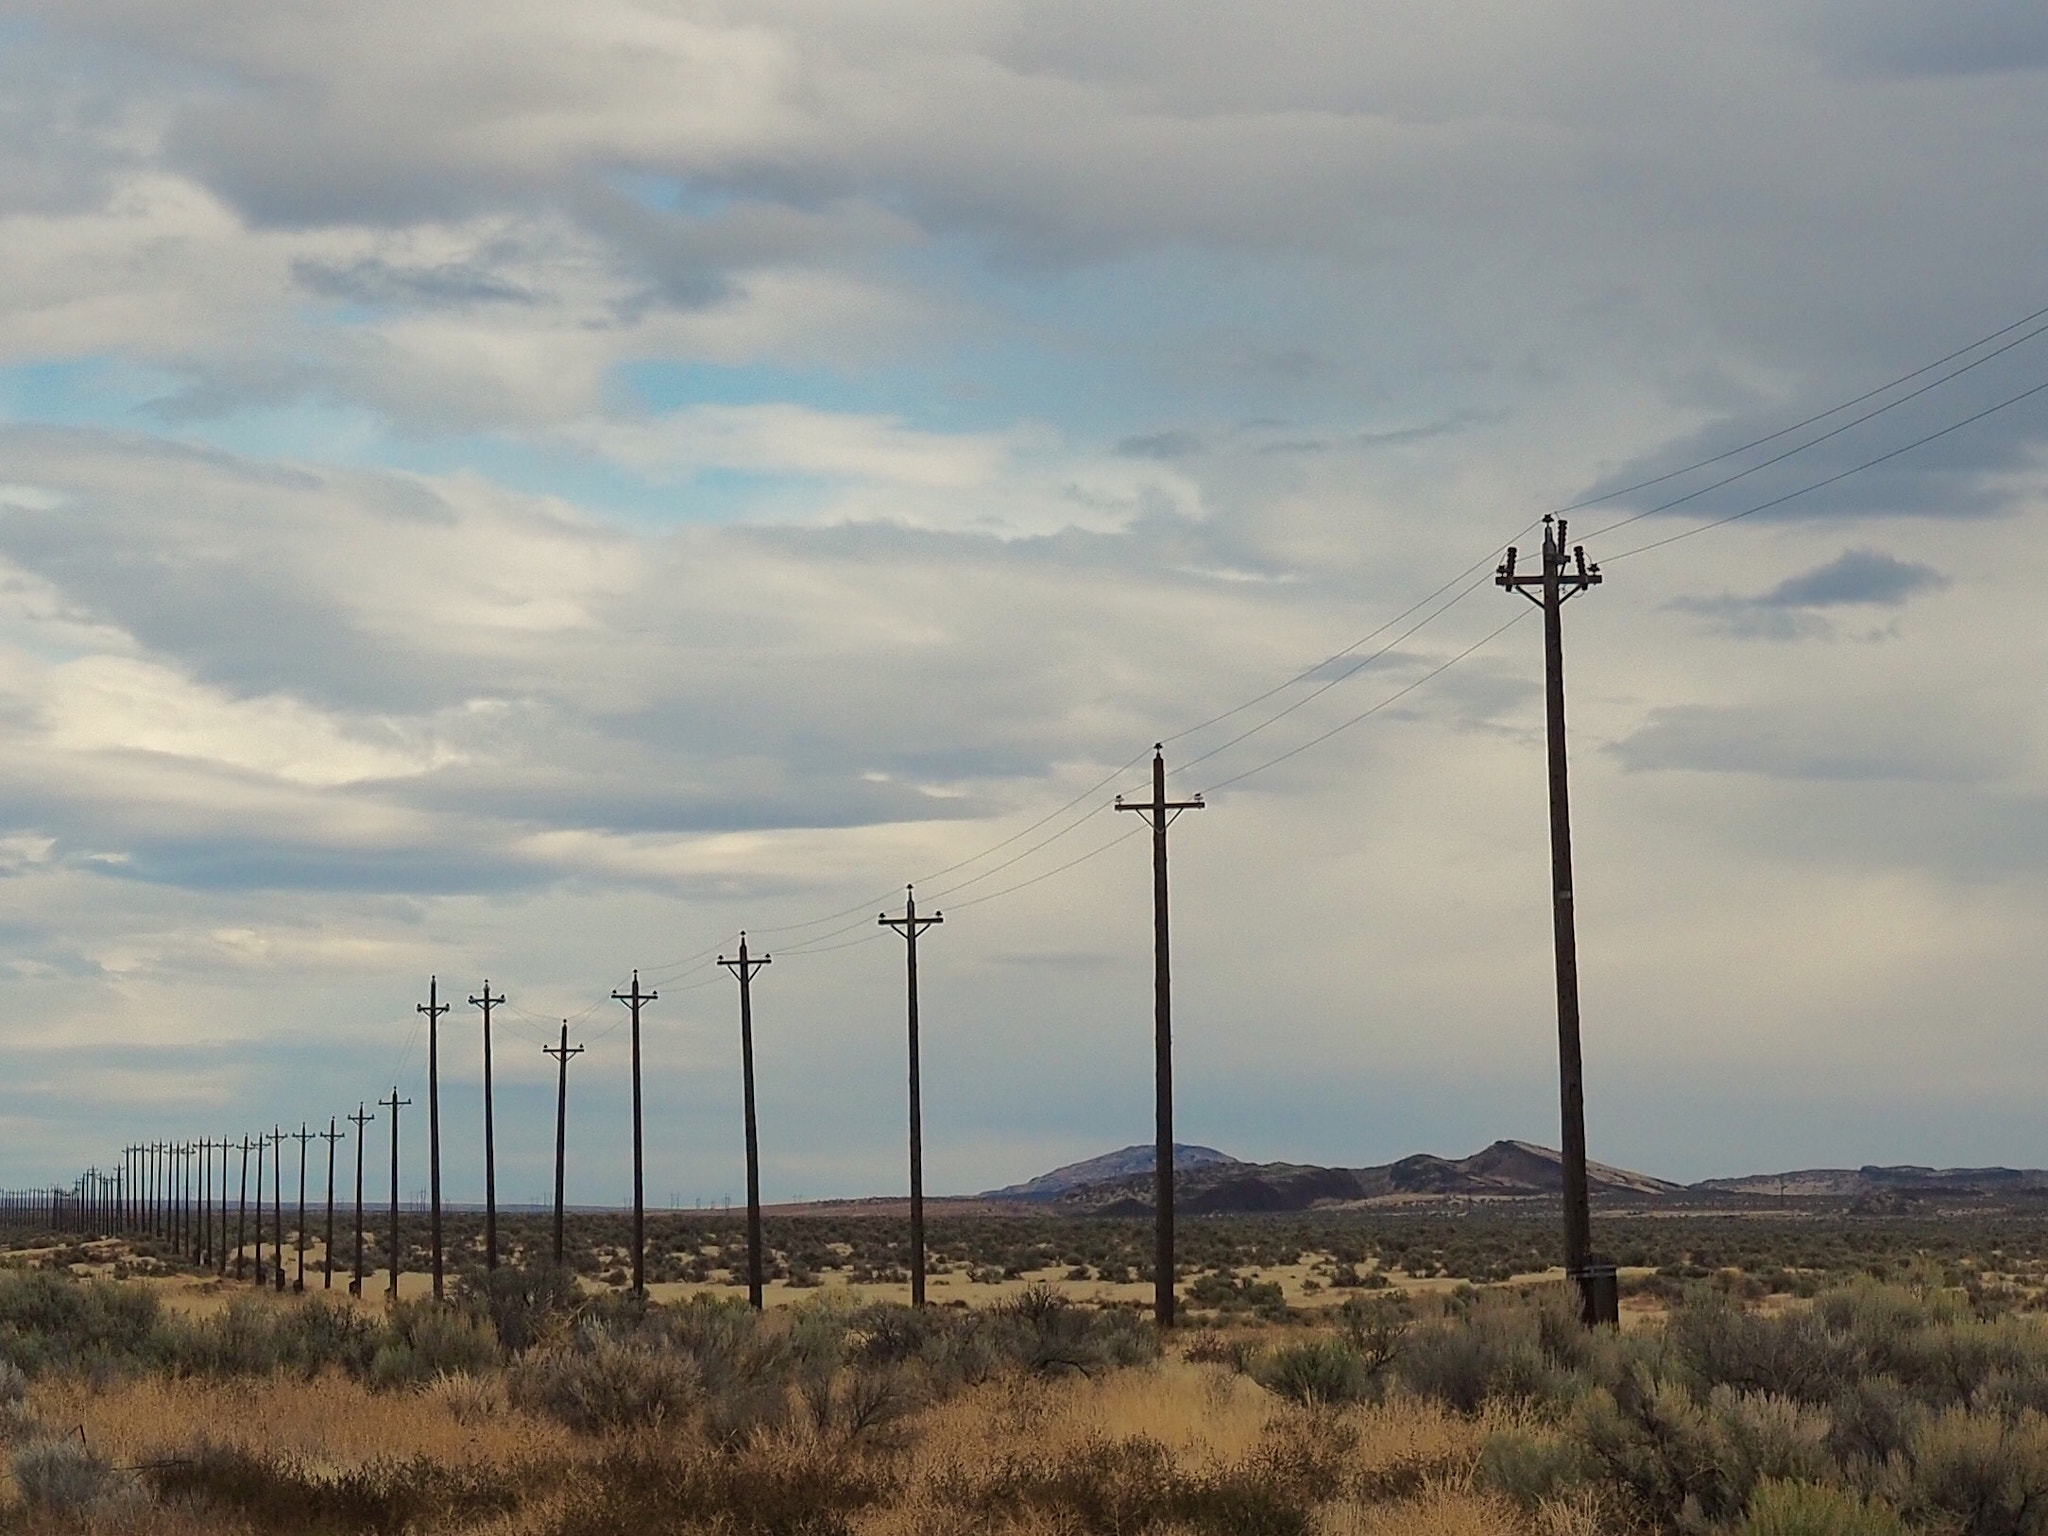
(0, 1249), (2047, 1532)
(50, 1206), (2048, 1300)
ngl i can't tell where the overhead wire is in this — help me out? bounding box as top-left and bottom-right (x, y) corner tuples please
(441, 297), (2048, 1026)
(1170, 567), (1499, 778)
(1602, 373), (2048, 564)
(1198, 608), (1538, 795)
(1579, 315), (2048, 543)
(1559, 299), (2048, 513)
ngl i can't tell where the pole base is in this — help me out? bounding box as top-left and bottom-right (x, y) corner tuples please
(1571, 1262), (1620, 1327)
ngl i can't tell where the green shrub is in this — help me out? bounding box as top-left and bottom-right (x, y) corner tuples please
(1736, 1479), (1912, 1536)
(147, 1444), (518, 1533)
(173, 1295), (379, 1378)
(1394, 1298), (1561, 1412)
(0, 1271), (168, 1376)
(553, 1439), (891, 1536)
(1477, 1424), (1592, 1508)
(13, 1436), (146, 1521)
(1667, 1293), (1859, 1404)
(1887, 1404), (2048, 1536)
(455, 1261), (579, 1352)
(1252, 1339), (1374, 1406)
(510, 1330), (703, 1433)
(367, 1300), (500, 1388)
(987, 1284), (1158, 1376)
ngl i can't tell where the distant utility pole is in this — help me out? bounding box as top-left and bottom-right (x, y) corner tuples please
(1115, 745), (1205, 1330)
(718, 935), (771, 1310)
(419, 978), (450, 1303)
(880, 887), (942, 1307)
(611, 971), (657, 1297)
(1497, 514), (1612, 1327)
(270, 1126), (285, 1292)
(216, 1139), (231, 1275)
(237, 1136), (252, 1282)
(196, 1137), (211, 1267)
(470, 982), (505, 1273)
(381, 1089), (411, 1299)
(320, 1119), (342, 1290)
(292, 1123), (315, 1293)
(349, 1103), (374, 1297)
(544, 1023), (584, 1267)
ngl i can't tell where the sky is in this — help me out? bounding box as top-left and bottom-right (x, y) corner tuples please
(0, 0), (2046, 1202)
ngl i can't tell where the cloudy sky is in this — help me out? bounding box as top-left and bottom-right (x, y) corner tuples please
(0, 0), (2045, 1202)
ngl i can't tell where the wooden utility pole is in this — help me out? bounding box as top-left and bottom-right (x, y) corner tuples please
(1497, 514), (1612, 1326)
(380, 1089), (410, 1299)
(879, 887), (942, 1307)
(349, 1103), (374, 1296)
(236, 1136), (251, 1281)
(1115, 746), (1205, 1329)
(718, 936), (771, 1309)
(470, 982), (505, 1273)
(320, 1119), (342, 1290)
(419, 979), (450, 1302)
(610, 971), (657, 1297)
(292, 1123), (315, 1292)
(544, 1024), (584, 1266)
(269, 1126), (285, 1291)
(217, 1138), (231, 1275)
(196, 1138), (211, 1267)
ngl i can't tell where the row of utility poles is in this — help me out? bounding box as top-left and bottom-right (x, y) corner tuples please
(12, 522), (1609, 1325)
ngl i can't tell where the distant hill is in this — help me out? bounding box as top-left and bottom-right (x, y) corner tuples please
(1694, 1164), (2048, 1200)
(980, 1144), (1239, 1201)
(994, 1139), (1681, 1215)
(973, 1143), (2048, 1216)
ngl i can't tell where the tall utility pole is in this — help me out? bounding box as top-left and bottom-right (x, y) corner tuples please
(418, 979), (450, 1302)
(1115, 745), (1205, 1330)
(217, 1139), (231, 1275)
(292, 1123), (315, 1292)
(1497, 514), (1611, 1327)
(269, 1126), (285, 1292)
(880, 887), (942, 1307)
(610, 971), (657, 1297)
(544, 1023), (584, 1267)
(320, 1119), (342, 1290)
(349, 1103), (374, 1297)
(469, 982), (505, 1273)
(196, 1138), (211, 1267)
(380, 1089), (411, 1299)
(718, 935), (771, 1310)
(240, 1136), (255, 1282)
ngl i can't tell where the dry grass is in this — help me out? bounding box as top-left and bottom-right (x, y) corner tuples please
(31, 1369), (561, 1471)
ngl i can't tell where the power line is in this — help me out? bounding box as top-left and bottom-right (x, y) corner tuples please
(1559, 299), (2048, 514)
(1603, 373), (2048, 564)
(1160, 521), (1544, 750)
(1581, 317), (2048, 542)
(1200, 608), (1536, 795)
(1172, 567), (1497, 777)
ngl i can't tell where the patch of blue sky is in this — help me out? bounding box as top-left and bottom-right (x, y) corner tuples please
(0, 357), (177, 431)
(380, 432), (810, 526)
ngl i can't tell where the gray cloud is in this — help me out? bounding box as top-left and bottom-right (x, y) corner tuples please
(0, 0), (2047, 1190)
(1610, 699), (2015, 783)
(1807, 0), (2048, 77)
(291, 256), (536, 308)
(1669, 548), (1949, 638)
(1114, 430), (1202, 460)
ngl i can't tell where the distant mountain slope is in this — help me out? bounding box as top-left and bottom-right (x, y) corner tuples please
(1694, 1165), (2048, 1198)
(981, 1143), (1239, 1201)
(1014, 1139), (1682, 1214)
(978, 1143), (2048, 1216)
